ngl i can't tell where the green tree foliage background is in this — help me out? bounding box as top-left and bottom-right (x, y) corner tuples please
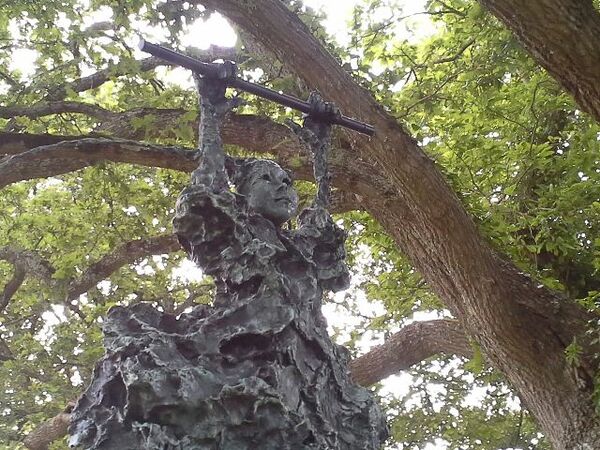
(1, 0), (599, 448)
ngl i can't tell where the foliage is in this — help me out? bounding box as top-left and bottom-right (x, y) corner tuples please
(0, 0), (598, 449)
(330, 0), (598, 447)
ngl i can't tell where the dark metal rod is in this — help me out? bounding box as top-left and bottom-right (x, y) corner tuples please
(138, 38), (374, 136)
(139, 39), (221, 77)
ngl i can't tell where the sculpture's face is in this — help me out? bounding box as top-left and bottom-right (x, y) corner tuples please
(240, 161), (298, 226)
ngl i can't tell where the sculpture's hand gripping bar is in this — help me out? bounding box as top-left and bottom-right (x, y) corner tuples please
(138, 39), (374, 136)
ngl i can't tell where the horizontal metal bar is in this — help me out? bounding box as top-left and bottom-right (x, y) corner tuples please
(139, 39), (220, 77)
(138, 38), (375, 136)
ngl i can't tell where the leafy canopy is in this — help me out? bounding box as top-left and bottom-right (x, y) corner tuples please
(1, 0), (599, 449)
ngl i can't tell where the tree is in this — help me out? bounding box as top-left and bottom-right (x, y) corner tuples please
(1, 0), (599, 449)
(478, 0), (600, 123)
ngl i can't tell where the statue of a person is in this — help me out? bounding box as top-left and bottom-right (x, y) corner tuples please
(68, 76), (387, 450)
(174, 123), (349, 306)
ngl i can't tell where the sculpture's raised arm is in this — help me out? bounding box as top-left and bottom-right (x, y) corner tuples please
(190, 69), (238, 192)
(173, 72), (247, 274)
(305, 91), (339, 208)
(291, 93), (350, 292)
(288, 91), (341, 208)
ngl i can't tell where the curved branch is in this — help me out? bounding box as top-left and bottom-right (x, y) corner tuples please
(0, 103), (354, 181)
(0, 137), (197, 189)
(0, 106), (307, 159)
(0, 104), (307, 168)
(22, 402), (74, 450)
(0, 236), (184, 307)
(0, 247), (55, 283)
(0, 246), (55, 313)
(0, 130), (366, 214)
(22, 412), (70, 450)
(95, 108), (310, 169)
(350, 319), (471, 386)
(0, 335), (13, 361)
(67, 235), (181, 300)
(0, 101), (118, 121)
(47, 57), (164, 100)
(429, 37), (475, 65)
(45, 44), (240, 101)
(0, 132), (83, 156)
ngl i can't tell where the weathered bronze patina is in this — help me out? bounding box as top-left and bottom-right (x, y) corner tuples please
(69, 75), (387, 449)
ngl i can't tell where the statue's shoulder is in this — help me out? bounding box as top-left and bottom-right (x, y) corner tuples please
(173, 185), (249, 257)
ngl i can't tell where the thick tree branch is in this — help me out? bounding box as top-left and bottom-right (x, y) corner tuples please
(350, 319), (471, 386)
(0, 247), (55, 284)
(0, 236), (183, 309)
(67, 235), (181, 300)
(0, 132), (84, 156)
(95, 108), (313, 171)
(0, 246), (55, 313)
(0, 106), (308, 159)
(0, 336), (14, 361)
(22, 402), (74, 450)
(0, 122), (364, 214)
(0, 105), (307, 168)
(479, 0), (600, 123)
(22, 412), (70, 450)
(0, 137), (197, 188)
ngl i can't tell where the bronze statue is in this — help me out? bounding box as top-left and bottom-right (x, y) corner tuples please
(69, 74), (387, 449)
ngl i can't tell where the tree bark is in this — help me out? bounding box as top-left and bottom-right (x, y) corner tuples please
(66, 235), (181, 300)
(479, 0), (600, 123)
(23, 411), (71, 450)
(0, 137), (197, 188)
(190, 1), (600, 448)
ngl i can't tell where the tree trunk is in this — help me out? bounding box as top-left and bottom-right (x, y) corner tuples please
(479, 0), (600, 123)
(192, 1), (600, 448)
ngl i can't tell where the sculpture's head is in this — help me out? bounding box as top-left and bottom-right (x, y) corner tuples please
(230, 159), (298, 226)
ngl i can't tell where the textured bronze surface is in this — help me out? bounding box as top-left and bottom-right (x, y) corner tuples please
(69, 78), (387, 450)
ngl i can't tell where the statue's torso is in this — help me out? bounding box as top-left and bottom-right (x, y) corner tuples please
(173, 184), (349, 312)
